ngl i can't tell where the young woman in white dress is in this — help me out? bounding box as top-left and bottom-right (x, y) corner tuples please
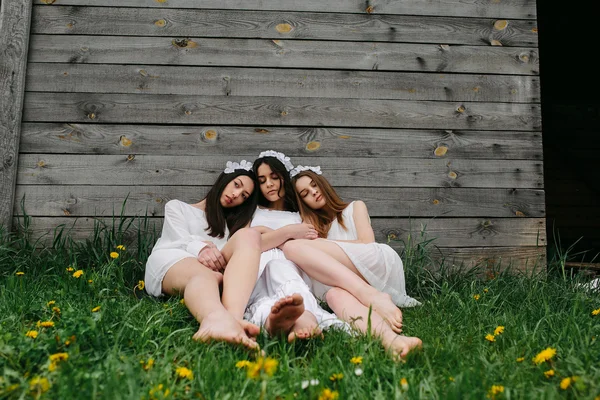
(243, 151), (347, 341)
(283, 166), (423, 357)
(144, 160), (262, 349)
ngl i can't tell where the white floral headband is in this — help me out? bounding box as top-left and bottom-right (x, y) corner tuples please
(290, 165), (322, 178)
(257, 150), (294, 172)
(224, 159), (253, 174)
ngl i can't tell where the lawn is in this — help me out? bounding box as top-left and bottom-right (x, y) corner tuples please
(1, 216), (599, 399)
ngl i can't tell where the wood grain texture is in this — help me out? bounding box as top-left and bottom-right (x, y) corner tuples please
(0, 0), (33, 229)
(28, 35), (540, 75)
(26, 64), (541, 103)
(14, 185), (546, 218)
(32, 6), (538, 47)
(22, 93), (542, 131)
(17, 154), (544, 188)
(14, 216), (546, 247)
(31, 0), (537, 19)
(19, 123), (543, 160)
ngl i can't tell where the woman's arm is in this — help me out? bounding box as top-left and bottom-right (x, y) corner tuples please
(257, 224), (318, 252)
(350, 200), (376, 243)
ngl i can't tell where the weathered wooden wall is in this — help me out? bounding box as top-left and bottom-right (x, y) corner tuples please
(11, 0), (545, 271)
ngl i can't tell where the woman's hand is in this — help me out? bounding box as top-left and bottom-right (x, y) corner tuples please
(285, 223), (319, 240)
(197, 242), (227, 272)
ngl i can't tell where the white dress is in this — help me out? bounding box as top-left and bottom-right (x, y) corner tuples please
(144, 200), (228, 297)
(245, 207), (347, 331)
(312, 201), (421, 308)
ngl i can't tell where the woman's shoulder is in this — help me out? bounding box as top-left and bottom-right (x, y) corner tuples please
(165, 199), (205, 214)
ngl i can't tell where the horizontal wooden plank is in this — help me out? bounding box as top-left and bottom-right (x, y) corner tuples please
(32, 7), (538, 47)
(22, 93), (542, 131)
(13, 216), (546, 247)
(28, 35), (540, 75)
(13, 185), (546, 218)
(26, 64), (541, 103)
(19, 124), (544, 160)
(432, 246), (546, 273)
(16, 155), (544, 188)
(32, 1), (537, 19)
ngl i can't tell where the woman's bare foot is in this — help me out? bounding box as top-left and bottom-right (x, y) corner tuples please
(264, 293), (305, 337)
(239, 319), (261, 338)
(288, 311), (322, 342)
(193, 310), (258, 349)
(369, 292), (403, 333)
(381, 331), (422, 359)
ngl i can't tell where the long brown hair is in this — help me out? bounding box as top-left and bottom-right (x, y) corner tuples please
(292, 170), (349, 237)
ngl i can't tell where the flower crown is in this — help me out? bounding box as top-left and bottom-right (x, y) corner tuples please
(290, 165), (322, 178)
(257, 150), (294, 172)
(224, 159), (253, 174)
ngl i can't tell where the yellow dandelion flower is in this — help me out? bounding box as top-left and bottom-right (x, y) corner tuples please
(110, 252), (119, 259)
(26, 330), (39, 339)
(116, 245), (126, 250)
(29, 376), (50, 393)
(236, 360), (252, 369)
(49, 352), (69, 362)
(47, 300), (56, 307)
(494, 326), (505, 336)
(5, 383), (19, 393)
(516, 357), (525, 362)
(66, 267), (74, 272)
(263, 358), (278, 376)
(483, 288), (489, 293)
(449, 377), (455, 382)
(400, 377), (409, 390)
(533, 347), (556, 365)
(560, 377), (572, 390)
(592, 308), (600, 316)
(137, 280), (145, 290)
(329, 373), (344, 382)
(72, 270), (84, 278)
(149, 384), (169, 399)
(91, 306), (101, 313)
(485, 334), (496, 342)
(318, 388), (339, 400)
(142, 358), (154, 371)
(52, 306), (61, 314)
(246, 362), (261, 379)
(180, 298), (185, 305)
(16, 271), (25, 276)
(473, 294), (481, 300)
(37, 321), (55, 328)
(544, 369), (555, 378)
(48, 361), (57, 372)
(88, 279), (93, 283)
(350, 356), (363, 365)
(175, 366), (193, 380)
(487, 385), (504, 398)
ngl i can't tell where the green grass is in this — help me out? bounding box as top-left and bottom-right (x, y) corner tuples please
(0, 215), (599, 400)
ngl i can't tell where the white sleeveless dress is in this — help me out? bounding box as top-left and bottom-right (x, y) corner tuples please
(145, 200), (228, 297)
(245, 207), (347, 330)
(312, 201), (421, 308)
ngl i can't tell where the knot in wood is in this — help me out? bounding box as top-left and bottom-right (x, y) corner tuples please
(432, 199), (440, 205)
(515, 211), (525, 217)
(255, 128), (270, 134)
(204, 130), (217, 140)
(518, 53), (530, 63)
(447, 171), (458, 180)
(456, 105), (466, 113)
(155, 19), (167, 27)
(127, 154), (136, 161)
(366, 5), (374, 13)
(87, 113), (96, 120)
(434, 146), (448, 157)
(173, 38), (189, 48)
(275, 23), (293, 33)
(120, 136), (133, 147)
(490, 40), (502, 46)
(494, 20), (509, 30)
(305, 141), (321, 152)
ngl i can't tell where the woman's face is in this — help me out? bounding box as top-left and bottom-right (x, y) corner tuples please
(257, 163), (284, 203)
(219, 175), (254, 208)
(295, 176), (326, 210)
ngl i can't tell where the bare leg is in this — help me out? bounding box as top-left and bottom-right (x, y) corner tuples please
(219, 228), (262, 321)
(282, 240), (403, 332)
(162, 258), (258, 349)
(326, 287), (421, 359)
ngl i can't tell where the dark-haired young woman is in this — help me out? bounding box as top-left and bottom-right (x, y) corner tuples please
(243, 151), (347, 342)
(145, 160), (262, 348)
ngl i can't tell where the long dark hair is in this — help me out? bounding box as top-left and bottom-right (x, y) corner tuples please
(252, 157), (298, 212)
(204, 170), (258, 238)
(292, 170), (349, 237)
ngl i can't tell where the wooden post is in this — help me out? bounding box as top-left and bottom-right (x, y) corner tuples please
(0, 0), (32, 230)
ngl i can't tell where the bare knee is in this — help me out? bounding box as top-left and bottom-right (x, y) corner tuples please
(325, 287), (346, 307)
(281, 239), (310, 259)
(232, 227), (261, 249)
